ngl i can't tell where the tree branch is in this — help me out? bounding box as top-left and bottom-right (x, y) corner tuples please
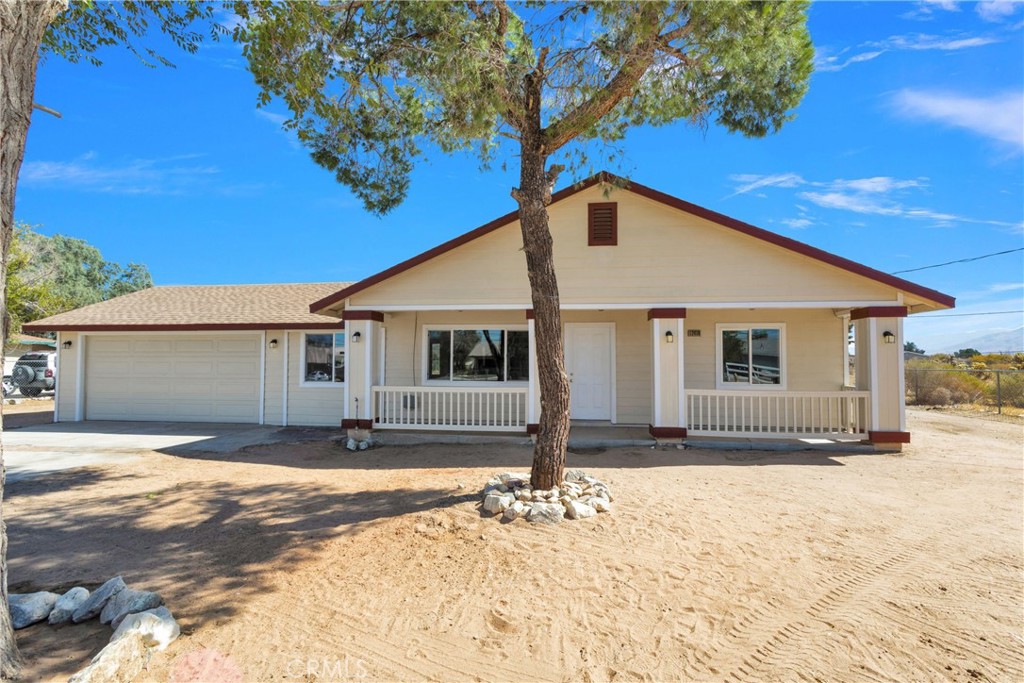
(32, 103), (62, 118)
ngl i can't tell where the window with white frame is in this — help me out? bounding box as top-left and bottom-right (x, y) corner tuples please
(303, 332), (345, 384)
(426, 328), (529, 382)
(717, 324), (785, 388)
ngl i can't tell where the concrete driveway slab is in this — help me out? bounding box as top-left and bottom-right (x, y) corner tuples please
(4, 421), (295, 483)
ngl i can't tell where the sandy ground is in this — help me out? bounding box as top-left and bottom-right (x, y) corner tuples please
(6, 408), (1022, 682)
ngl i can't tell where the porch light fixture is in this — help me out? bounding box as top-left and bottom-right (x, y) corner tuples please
(62, 340), (72, 350)
(883, 331), (896, 344)
(352, 331), (362, 343)
(269, 339), (278, 349)
(665, 330), (675, 344)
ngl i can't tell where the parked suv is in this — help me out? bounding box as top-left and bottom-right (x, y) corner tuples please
(11, 352), (56, 397)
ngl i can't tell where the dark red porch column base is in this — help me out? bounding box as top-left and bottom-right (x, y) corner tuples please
(648, 425), (687, 438)
(526, 423), (539, 435)
(342, 419), (373, 429)
(868, 430), (911, 443)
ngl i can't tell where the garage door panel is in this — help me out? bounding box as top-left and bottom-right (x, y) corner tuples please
(85, 335), (261, 423)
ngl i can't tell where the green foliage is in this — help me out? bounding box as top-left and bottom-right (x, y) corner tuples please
(904, 340), (925, 354)
(42, 0), (221, 67)
(954, 348), (981, 359)
(990, 372), (1024, 408)
(232, 0), (813, 214)
(6, 223), (153, 335)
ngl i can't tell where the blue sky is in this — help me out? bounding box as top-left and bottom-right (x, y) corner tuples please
(16, 1), (1024, 353)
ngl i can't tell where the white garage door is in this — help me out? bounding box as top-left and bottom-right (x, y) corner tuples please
(85, 335), (262, 423)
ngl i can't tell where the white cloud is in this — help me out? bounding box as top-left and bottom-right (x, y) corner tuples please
(829, 177), (927, 194)
(816, 29), (998, 72)
(891, 89), (1024, 151)
(989, 282), (1024, 293)
(727, 172), (805, 197)
(729, 171), (1022, 230)
(20, 153), (220, 195)
(256, 109), (288, 126)
(977, 1), (1018, 22)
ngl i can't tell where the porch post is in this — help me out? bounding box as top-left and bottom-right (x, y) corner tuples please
(647, 308), (687, 441)
(526, 310), (539, 435)
(851, 306), (909, 450)
(341, 310), (383, 431)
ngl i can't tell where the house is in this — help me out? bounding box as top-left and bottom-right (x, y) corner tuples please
(4, 334), (56, 376)
(24, 172), (955, 449)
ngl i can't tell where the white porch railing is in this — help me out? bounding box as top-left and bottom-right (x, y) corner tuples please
(372, 386), (528, 431)
(686, 390), (870, 438)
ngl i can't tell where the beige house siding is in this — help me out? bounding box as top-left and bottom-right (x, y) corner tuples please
(56, 332), (80, 421)
(285, 330), (345, 427)
(263, 331), (285, 426)
(349, 186), (899, 309)
(683, 309), (846, 392)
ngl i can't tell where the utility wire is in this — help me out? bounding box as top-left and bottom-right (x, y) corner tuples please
(891, 247), (1024, 274)
(912, 310), (1024, 318)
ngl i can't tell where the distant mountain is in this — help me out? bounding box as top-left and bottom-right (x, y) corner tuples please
(935, 326), (1024, 354)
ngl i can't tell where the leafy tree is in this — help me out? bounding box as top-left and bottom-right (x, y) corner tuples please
(904, 341), (925, 354)
(233, 1), (814, 489)
(955, 348), (981, 359)
(4, 223), (68, 342)
(0, 2), (214, 676)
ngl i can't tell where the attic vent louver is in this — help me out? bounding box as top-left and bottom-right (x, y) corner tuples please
(588, 202), (617, 246)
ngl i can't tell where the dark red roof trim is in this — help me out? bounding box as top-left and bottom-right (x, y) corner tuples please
(342, 310), (385, 322)
(647, 308), (688, 320)
(21, 322), (345, 333)
(309, 171), (955, 313)
(850, 306), (909, 320)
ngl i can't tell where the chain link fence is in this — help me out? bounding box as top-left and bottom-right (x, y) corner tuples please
(906, 366), (1024, 414)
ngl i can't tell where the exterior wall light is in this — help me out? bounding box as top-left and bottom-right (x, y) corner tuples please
(62, 340), (72, 349)
(269, 339), (278, 349)
(883, 331), (896, 344)
(665, 330), (674, 344)
(352, 331), (362, 343)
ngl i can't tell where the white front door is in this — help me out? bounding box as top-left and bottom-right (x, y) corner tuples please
(565, 323), (614, 420)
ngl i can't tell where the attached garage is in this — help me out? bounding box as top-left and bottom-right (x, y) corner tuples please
(84, 335), (263, 423)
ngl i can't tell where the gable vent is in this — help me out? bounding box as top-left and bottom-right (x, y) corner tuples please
(588, 202), (618, 246)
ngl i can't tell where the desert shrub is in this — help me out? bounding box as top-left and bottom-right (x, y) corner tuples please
(988, 372), (1024, 408)
(907, 365), (988, 405)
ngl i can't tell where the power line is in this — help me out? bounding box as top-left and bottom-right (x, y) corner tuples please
(912, 310), (1024, 318)
(891, 247), (1024, 274)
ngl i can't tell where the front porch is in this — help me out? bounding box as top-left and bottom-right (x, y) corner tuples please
(340, 303), (908, 448)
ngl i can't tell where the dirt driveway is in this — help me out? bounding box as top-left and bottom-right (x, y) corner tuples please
(7, 408), (1023, 682)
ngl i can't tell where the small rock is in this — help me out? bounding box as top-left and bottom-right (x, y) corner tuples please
(496, 484), (509, 493)
(345, 438), (357, 451)
(566, 501), (598, 520)
(111, 606), (179, 652)
(69, 631), (150, 683)
(73, 576), (127, 623)
(558, 495), (574, 508)
(503, 500), (526, 521)
(565, 469), (588, 482)
(589, 497), (612, 513)
(102, 589), (163, 628)
(357, 440), (369, 451)
(48, 587), (90, 625)
(498, 472), (530, 485)
(527, 502), (565, 525)
(482, 493), (511, 514)
(9, 592), (59, 629)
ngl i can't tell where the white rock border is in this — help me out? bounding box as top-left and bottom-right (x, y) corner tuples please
(481, 470), (613, 524)
(7, 578), (180, 682)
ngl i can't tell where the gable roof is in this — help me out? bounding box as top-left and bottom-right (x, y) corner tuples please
(23, 283), (352, 332)
(310, 171), (955, 313)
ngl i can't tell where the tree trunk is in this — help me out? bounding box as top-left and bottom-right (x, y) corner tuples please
(512, 70), (571, 491)
(0, 1), (67, 677)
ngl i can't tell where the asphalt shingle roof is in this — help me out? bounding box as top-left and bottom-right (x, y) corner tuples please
(22, 283), (352, 332)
